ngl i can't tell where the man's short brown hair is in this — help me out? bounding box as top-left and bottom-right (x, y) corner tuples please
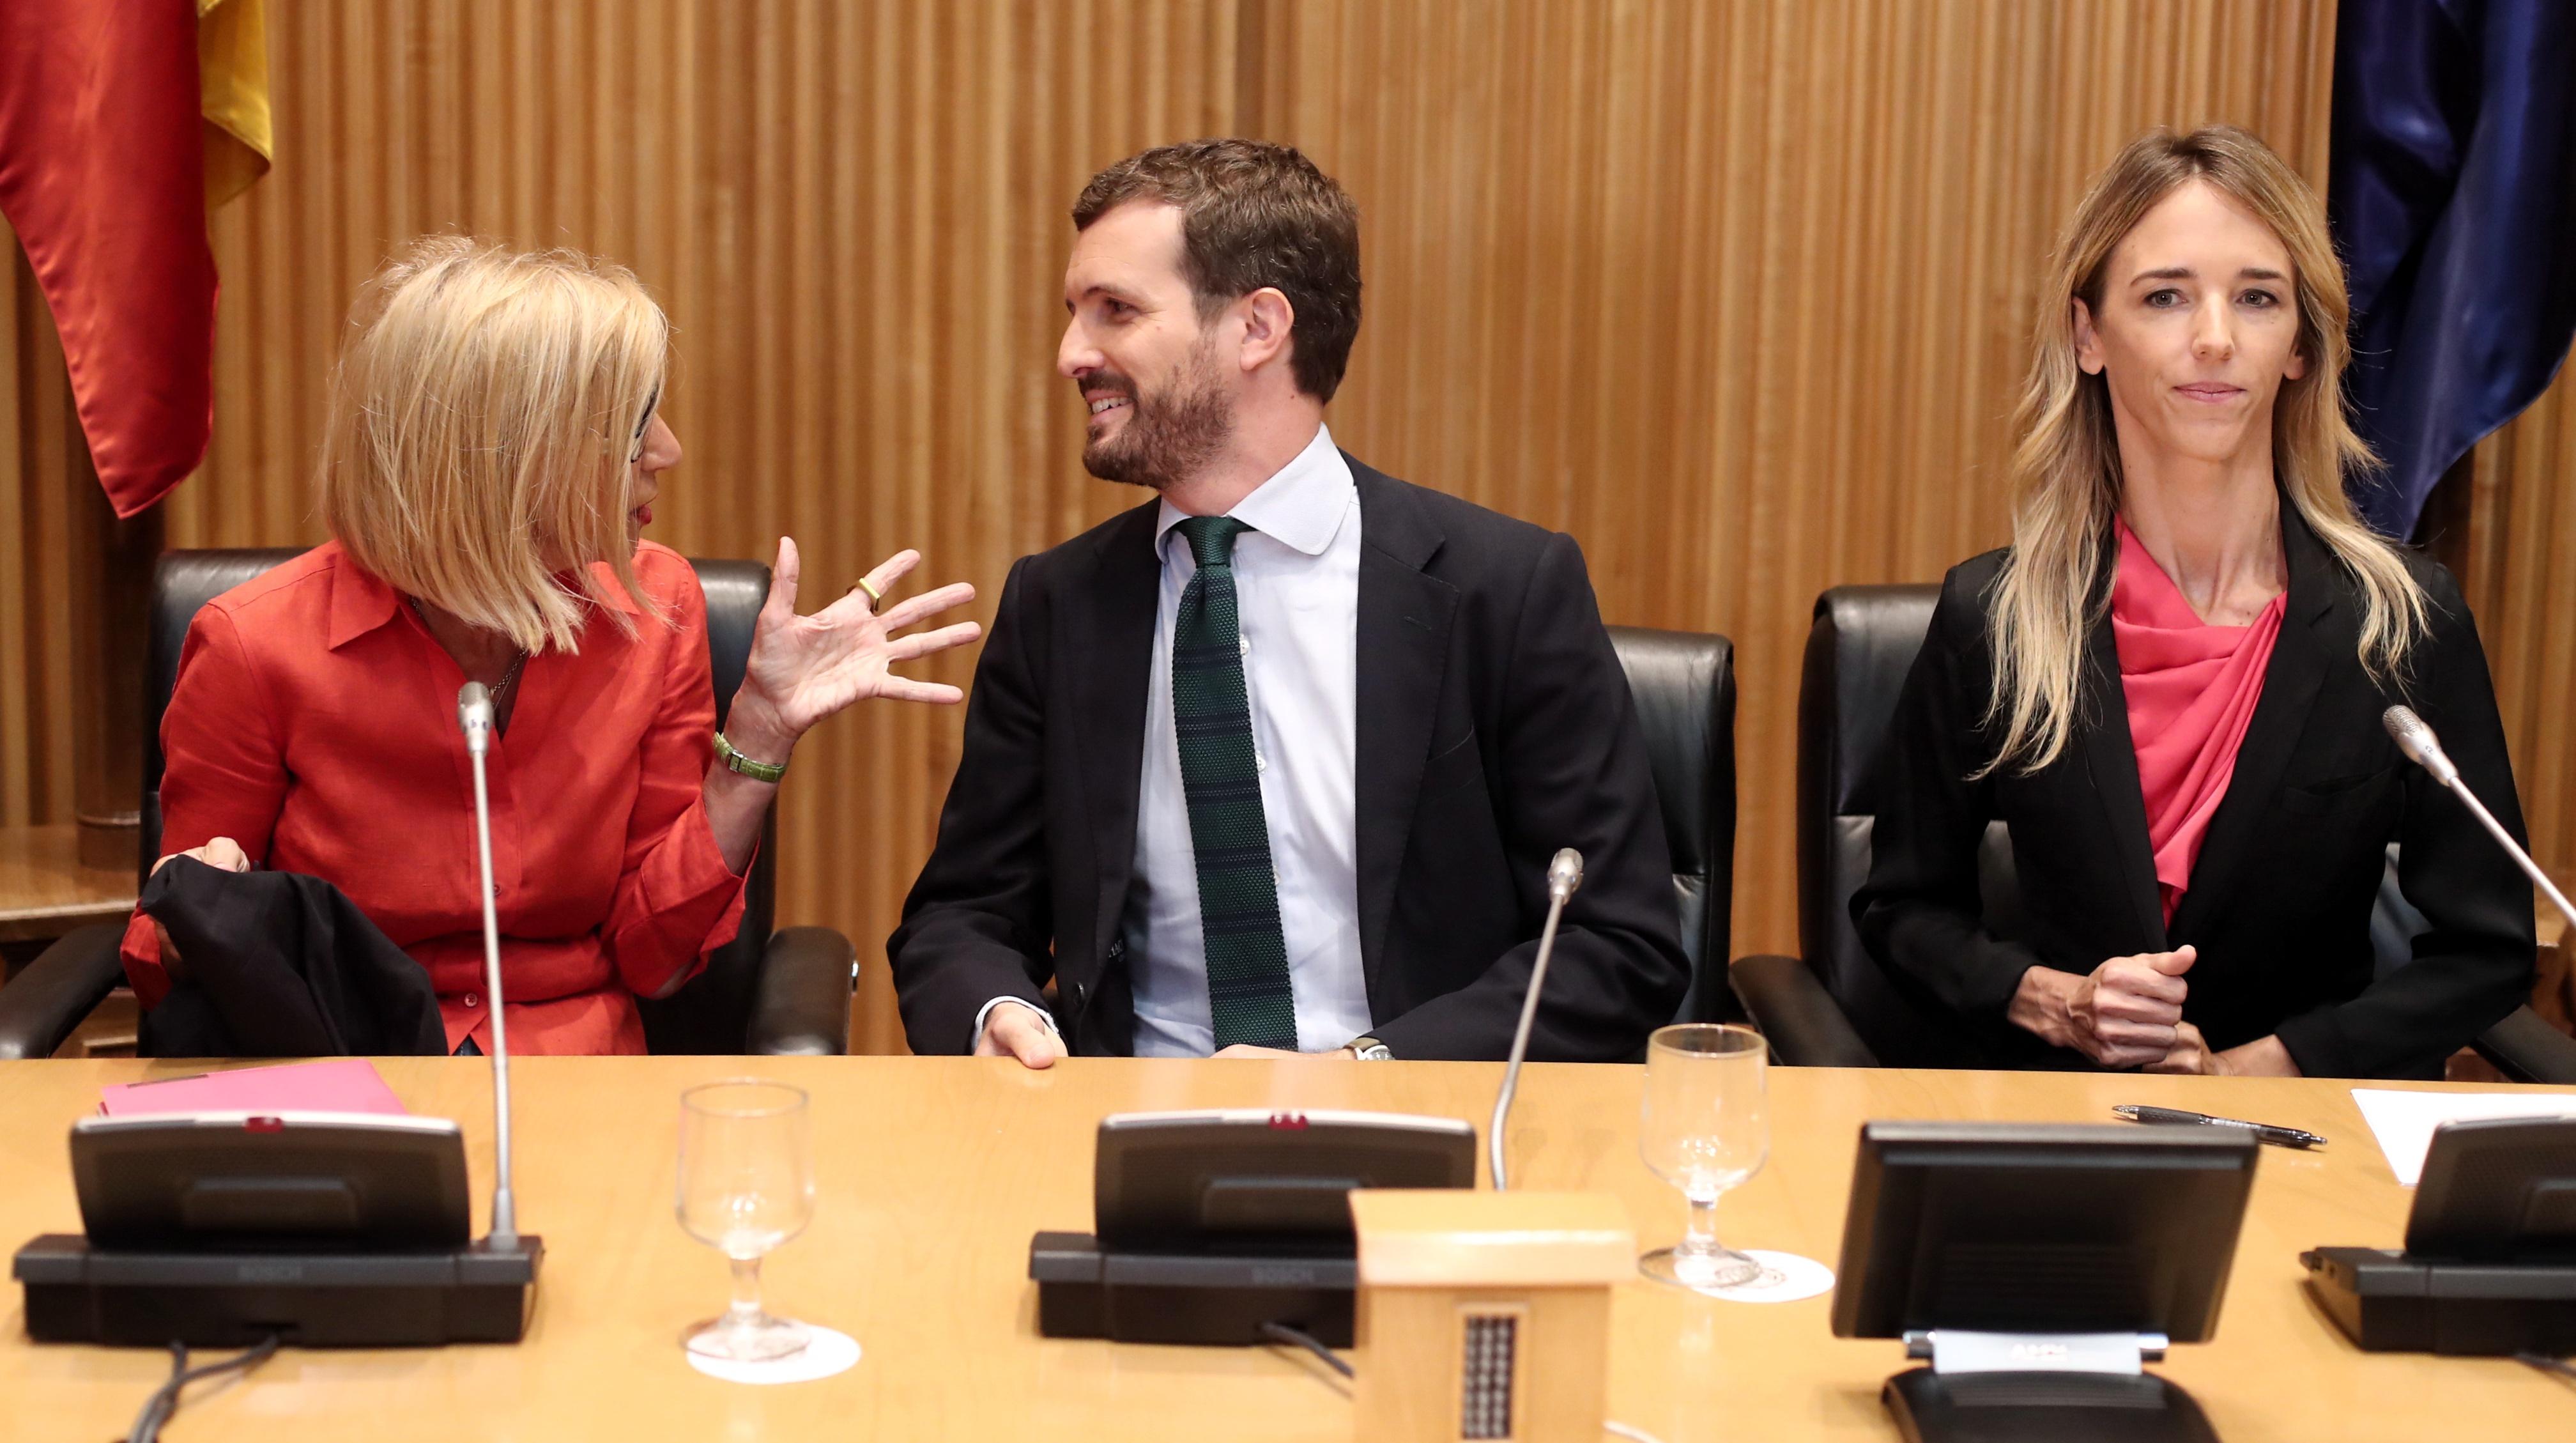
(1073, 139), (1361, 402)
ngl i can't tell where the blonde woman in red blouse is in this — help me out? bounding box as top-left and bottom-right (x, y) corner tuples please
(123, 236), (980, 1054)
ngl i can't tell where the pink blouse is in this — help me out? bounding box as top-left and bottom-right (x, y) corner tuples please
(2110, 521), (2285, 925)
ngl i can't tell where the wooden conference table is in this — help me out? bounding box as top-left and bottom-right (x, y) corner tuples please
(3, 1056), (2571, 1441)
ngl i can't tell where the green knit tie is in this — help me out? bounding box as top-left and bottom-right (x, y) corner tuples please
(1170, 516), (1296, 1050)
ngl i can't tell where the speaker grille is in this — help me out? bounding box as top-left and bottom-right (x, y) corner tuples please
(1460, 1313), (1518, 1439)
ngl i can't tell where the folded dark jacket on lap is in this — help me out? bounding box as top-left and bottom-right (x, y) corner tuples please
(136, 856), (445, 1059)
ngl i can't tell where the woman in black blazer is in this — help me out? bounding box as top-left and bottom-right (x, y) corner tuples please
(1853, 126), (2534, 1079)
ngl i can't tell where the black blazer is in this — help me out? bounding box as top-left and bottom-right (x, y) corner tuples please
(136, 857), (446, 1059)
(889, 457), (1687, 1060)
(1853, 507), (2536, 1078)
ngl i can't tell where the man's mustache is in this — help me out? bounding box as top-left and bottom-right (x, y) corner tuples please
(1078, 371), (1138, 403)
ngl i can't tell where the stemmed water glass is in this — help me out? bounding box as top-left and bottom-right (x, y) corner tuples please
(677, 1079), (816, 1362)
(1637, 1022), (1770, 1292)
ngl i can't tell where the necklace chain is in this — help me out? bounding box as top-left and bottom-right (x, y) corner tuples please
(408, 596), (530, 711)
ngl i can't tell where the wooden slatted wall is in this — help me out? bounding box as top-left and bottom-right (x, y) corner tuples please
(0, 235), (82, 831)
(1257, 0), (2343, 968)
(2457, 380), (2576, 889)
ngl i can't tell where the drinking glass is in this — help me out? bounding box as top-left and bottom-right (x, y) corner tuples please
(677, 1079), (816, 1362)
(1637, 1023), (1769, 1292)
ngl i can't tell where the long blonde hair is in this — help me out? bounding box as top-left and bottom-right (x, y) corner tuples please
(1981, 125), (2426, 775)
(317, 235), (670, 654)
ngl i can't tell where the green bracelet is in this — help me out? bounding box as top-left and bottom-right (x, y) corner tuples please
(714, 730), (788, 783)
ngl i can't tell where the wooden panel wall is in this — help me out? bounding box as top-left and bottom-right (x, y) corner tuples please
(2457, 371), (2576, 889)
(15, 1), (2569, 1052)
(0, 233), (80, 830)
(1260, 0), (2342, 964)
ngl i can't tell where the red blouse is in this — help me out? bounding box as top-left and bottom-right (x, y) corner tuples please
(120, 541), (751, 1055)
(2110, 521), (2285, 925)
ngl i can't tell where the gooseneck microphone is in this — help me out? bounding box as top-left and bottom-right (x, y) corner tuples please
(458, 683), (519, 1246)
(2382, 704), (2460, 787)
(1489, 847), (1584, 1191)
(2383, 706), (2576, 933)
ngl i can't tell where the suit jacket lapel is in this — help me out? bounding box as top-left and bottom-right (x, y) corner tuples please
(2077, 585), (2171, 952)
(1349, 462), (1456, 1014)
(2166, 505), (2336, 942)
(1073, 503), (1163, 965)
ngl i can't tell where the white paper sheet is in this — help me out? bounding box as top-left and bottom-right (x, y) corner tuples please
(2349, 1088), (2576, 1185)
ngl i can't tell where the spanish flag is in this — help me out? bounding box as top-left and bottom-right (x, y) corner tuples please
(0, 0), (271, 518)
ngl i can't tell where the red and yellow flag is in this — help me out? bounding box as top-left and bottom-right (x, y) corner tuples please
(0, 0), (271, 518)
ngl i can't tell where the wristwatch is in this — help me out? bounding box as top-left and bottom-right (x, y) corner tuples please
(713, 729), (787, 783)
(1345, 1037), (1393, 1061)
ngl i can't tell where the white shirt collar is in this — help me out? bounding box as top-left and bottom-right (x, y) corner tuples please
(1154, 423), (1354, 560)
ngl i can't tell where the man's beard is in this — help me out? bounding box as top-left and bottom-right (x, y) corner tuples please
(1080, 339), (1232, 491)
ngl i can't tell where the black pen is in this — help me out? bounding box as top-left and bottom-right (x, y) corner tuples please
(2112, 1104), (2326, 1149)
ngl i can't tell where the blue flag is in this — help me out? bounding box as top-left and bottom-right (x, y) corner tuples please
(2329, 0), (2576, 539)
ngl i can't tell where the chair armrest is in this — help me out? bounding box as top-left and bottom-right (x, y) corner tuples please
(2471, 1005), (2576, 1086)
(747, 926), (856, 1056)
(0, 923), (129, 1061)
(1729, 953), (1882, 1068)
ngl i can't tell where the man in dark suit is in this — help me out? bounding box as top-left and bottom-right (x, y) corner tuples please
(889, 139), (1683, 1064)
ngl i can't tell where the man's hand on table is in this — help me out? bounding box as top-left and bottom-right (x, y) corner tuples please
(974, 1010), (1368, 1066)
(976, 1003), (1067, 1069)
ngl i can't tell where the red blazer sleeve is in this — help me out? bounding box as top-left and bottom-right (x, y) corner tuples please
(121, 605), (292, 1008)
(600, 574), (753, 998)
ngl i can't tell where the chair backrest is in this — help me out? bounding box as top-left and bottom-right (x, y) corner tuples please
(143, 550), (308, 861)
(142, 550), (777, 1054)
(1797, 587), (1983, 1065)
(1607, 625), (1739, 1023)
(1799, 584), (2420, 1065)
(638, 561), (776, 1054)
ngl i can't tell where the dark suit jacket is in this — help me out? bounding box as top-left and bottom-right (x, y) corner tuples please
(889, 457), (1687, 1061)
(137, 857), (447, 1059)
(1853, 507), (2536, 1078)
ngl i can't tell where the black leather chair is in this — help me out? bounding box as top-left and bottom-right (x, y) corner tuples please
(1729, 584), (2576, 1083)
(0, 549), (855, 1060)
(1607, 625), (1741, 1024)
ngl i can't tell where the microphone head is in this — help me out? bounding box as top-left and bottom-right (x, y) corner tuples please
(1546, 847), (1584, 902)
(2383, 705), (2458, 784)
(2381, 704), (2430, 757)
(457, 682), (495, 739)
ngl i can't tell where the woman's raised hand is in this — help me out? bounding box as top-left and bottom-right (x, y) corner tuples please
(726, 538), (981, 755)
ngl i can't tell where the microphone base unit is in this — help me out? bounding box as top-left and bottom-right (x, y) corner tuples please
(12, 1232), (541, 1347)
(1883, 1368), (2220, 1443)
(2302, 1246), (2576, 1355)
(1029, 1231), (1355, 1347)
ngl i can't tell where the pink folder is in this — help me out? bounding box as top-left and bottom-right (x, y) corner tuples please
(98, 1058), (410, 1117)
